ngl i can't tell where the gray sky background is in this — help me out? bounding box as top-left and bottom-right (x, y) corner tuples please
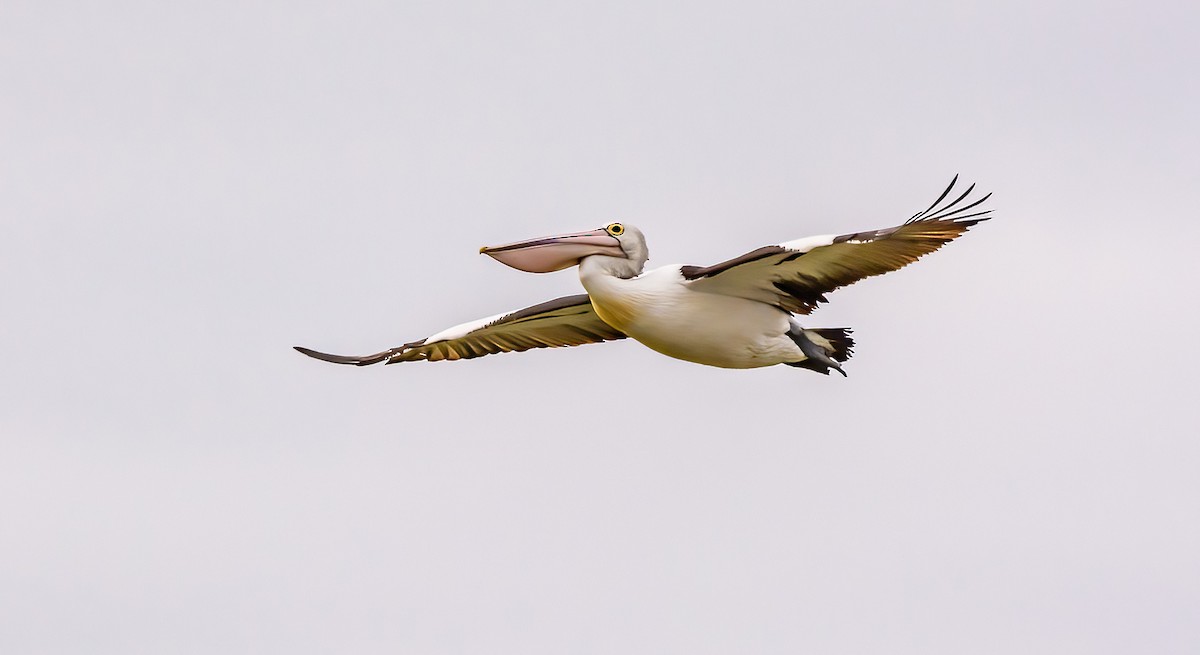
(2, 1), (1198, 653)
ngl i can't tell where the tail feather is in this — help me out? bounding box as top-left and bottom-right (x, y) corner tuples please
(809, 327), (855, 363)
(785, 327), (855, 376)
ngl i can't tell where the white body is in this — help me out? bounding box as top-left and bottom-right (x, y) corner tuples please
(580, 260), (806, 368)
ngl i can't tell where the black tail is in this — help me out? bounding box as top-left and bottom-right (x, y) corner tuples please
(810, 328), (854, 363)
(786, 327), (855, 376)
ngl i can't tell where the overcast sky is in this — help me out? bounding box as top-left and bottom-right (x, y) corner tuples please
(2, 1), (1198, 653)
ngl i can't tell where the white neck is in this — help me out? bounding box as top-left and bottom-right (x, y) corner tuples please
(578, 255), (645, 331)
(578, 254), (644, 280)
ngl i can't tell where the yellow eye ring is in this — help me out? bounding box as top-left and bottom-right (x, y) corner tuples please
(606, 223), (625, 236)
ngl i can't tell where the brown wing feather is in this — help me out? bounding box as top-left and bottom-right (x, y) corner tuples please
(295, 294), (626, 365)
(683, 177), (992, 314)
(777, 216), (987, 313)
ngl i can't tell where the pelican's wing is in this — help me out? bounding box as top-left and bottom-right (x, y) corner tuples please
(295, 294), (625, 365)
(681, 177), (992, 314)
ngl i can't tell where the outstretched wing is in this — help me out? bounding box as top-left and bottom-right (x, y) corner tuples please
(680, 176), (992, 314)
(295, 294), (626, 365)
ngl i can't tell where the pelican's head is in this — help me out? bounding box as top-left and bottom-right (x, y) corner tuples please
(480, 222), (649, 278)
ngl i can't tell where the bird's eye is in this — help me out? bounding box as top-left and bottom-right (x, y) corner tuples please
(606, 223), (625, 236)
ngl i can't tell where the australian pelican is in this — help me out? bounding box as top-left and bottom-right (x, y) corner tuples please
(296, 177), (991, 375)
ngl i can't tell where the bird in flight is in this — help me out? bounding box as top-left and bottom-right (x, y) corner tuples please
(296, 176), (991, 375)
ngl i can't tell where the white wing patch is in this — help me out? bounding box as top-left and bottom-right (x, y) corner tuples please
(778, 234), (836, 252)
(425, 311), (508, 344)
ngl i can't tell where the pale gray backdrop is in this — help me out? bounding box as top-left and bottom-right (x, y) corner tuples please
(2, 1), (1197, 653)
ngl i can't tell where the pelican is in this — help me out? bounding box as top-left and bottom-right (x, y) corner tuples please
(296, 177), (991, 375)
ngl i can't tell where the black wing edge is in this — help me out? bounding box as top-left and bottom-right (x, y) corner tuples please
(679, 246), (790, 281)
(293, 345), (400, 366)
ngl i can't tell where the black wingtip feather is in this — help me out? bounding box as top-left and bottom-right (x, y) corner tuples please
(908, 177), (993, 225)
(927, 191), (993, 221)
(294, 345), (390, 366)
(911, 174), (959, 221)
